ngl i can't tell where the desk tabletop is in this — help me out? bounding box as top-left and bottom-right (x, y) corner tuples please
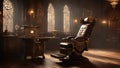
(35, 37), (59, 40)
(19, 36), (59, 40)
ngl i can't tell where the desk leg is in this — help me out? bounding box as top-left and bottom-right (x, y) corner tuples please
(33, 41), (45, 59)
(24, 39), (34, 60)
(40, 41), (45, 59)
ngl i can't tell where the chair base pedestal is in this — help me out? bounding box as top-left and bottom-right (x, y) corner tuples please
(51, 52), (85, 62)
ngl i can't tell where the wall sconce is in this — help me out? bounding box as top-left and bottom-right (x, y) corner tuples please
(29, 9), (34, 26)
(29, 10), (34, 15)
(74, 19), (78, 23)
(73, 18), (78, 24)
(107, 0), (119, 8)
(102, 20), (107, 24)
(101, 19), (111, 28)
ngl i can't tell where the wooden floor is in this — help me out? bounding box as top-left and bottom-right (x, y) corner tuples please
(0, 49), (120, 68)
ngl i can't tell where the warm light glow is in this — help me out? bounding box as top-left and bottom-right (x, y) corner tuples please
(29, 10), (34, 15)
(30, 30), (34, 34)
(46, 49), (120, 66)
(102, 20), (107, 24)
(84, 49), (120, 65)
(111, 1), (118, 5)
(74, 19), (78, 23)
(111, 1), (118, 8)
(107, 0), (119, 8)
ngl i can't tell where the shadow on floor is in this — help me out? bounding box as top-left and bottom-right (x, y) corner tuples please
(55, 56), (97, 68)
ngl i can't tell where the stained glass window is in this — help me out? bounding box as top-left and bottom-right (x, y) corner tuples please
(47, 3), (55, 32)
(3, 0), (13, 32)
(63, 5), (70, 33)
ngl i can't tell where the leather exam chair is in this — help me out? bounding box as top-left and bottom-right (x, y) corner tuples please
(51, 17), (96, 62)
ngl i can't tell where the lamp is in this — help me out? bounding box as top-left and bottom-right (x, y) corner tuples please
(107, 0), (119, 8)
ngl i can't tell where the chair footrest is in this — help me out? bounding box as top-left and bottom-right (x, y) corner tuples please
(51, 53), (67, 58)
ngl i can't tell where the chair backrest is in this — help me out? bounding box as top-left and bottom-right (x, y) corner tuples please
(75, 17), (96, 38)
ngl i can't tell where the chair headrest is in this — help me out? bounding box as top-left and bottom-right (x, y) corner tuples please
(81, 16), (95, 24)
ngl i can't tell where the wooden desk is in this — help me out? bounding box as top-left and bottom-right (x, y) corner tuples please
(21, 37), (58, 59)
(3, 35), (22, 57)
(34, 37), (58, 58)
(36, 37), (58, 41)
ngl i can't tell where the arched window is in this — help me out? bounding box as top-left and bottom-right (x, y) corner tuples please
(47, 3), (55, 32)
(63, 5), (70, 33)
(3, 0), (14, 32)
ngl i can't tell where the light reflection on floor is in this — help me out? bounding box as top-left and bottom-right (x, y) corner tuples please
(43, 49), (120, 68)
(1, 49), (120, 68)
(83, 49), (120, 65)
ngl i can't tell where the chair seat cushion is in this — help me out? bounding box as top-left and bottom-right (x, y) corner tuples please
(60, 42), (73, 48)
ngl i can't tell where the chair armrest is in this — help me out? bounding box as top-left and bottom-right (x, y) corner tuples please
(74, 37), (89, 42)
(62, 36), (75, 41)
